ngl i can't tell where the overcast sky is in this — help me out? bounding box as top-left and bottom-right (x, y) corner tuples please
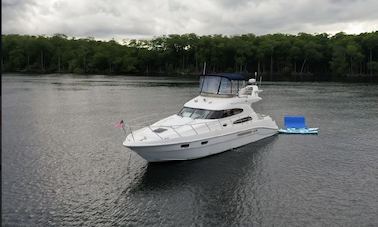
(2, 0), (378, 40)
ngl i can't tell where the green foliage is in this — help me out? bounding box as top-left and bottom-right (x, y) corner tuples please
(2, 31), (378, 81)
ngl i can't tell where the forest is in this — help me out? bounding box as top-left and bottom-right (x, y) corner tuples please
(2, 31), (378, 81)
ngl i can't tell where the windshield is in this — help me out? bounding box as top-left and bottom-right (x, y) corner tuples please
(201, 76), (221, 94)
(191, 109), (211, 119)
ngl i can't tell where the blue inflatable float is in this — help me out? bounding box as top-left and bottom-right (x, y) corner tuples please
(278, 116), (318, 134)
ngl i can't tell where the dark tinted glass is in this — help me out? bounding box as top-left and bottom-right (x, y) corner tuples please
(178, 108), (243, 119)
(233, 116), (252, 124)
(207, 111), (223, 119)
(207, 108), (243, 119)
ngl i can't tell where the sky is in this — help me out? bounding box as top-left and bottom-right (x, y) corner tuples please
(2, 0), (378, 40)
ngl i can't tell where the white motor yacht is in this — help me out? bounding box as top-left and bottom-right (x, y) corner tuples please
(123, 73), (278, 162)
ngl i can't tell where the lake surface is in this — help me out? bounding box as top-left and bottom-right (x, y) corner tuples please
(2, 74), (378, 226)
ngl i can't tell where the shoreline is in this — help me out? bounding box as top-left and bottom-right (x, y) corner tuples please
(2, 72), (377, 83)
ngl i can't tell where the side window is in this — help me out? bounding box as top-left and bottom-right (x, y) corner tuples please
(206, 111), (223, 119)
(206, 109), (243, 119)
(233, 117), (252, 124)
(231, 109), (243, 115)
(238, 81), (246, 89)
(222, 109), (233, 118)
(231, 81), (239, 94)
(222, 108), (243, 118)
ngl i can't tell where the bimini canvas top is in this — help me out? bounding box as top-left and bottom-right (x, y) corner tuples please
(199, 74), (247, 96)
(205, 73), (246, 81)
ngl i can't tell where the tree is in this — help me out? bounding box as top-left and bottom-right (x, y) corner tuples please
(2, 31), (378, 81)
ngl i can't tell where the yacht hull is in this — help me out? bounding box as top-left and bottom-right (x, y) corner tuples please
(124, 127), (277, 162)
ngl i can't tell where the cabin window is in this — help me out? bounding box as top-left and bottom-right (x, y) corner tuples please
(207, 108), (243, 119)
(222, 109), (243, 118)
(191, 109), (211, 119)
(233, 117), (252, 124)
(206, 111), (223, 119)
(178, 107), (195, 117)
(178, 107), (243, 119)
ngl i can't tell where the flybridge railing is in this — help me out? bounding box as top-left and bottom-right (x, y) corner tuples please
(125, 116), (253, 142)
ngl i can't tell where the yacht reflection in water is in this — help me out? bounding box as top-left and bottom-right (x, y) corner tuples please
(114, 136), (277, 225)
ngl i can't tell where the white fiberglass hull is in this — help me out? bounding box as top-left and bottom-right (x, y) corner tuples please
(124, 127), (277, 162)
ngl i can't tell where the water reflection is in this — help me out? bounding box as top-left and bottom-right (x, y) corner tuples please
(113, 137), (277, 225)
(136, 137), (277, 190)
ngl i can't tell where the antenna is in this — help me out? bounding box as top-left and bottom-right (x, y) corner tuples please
(202, 62), (206, 75)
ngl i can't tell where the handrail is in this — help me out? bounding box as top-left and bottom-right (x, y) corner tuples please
(190, 125), (199, 135)
(169, 127), (181, 137)
(204, 123), (211, 131)
(126, 115), (254, 142)
(127, 119), (222, 128)
(129, 126), (135, 141)
(129, 116), (253, 128)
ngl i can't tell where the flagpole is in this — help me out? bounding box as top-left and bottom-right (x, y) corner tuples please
(121, 124), (127, 135)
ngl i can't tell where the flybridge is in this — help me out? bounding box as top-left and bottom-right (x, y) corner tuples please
(199, 73), (248, 96)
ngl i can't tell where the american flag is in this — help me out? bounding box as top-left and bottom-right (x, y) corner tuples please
(115, 120), (125, 128)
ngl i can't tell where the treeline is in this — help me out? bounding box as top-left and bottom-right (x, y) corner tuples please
(2, 32), (378, 81)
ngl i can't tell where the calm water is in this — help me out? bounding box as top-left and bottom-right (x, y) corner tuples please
(2, 74), (378, 226)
